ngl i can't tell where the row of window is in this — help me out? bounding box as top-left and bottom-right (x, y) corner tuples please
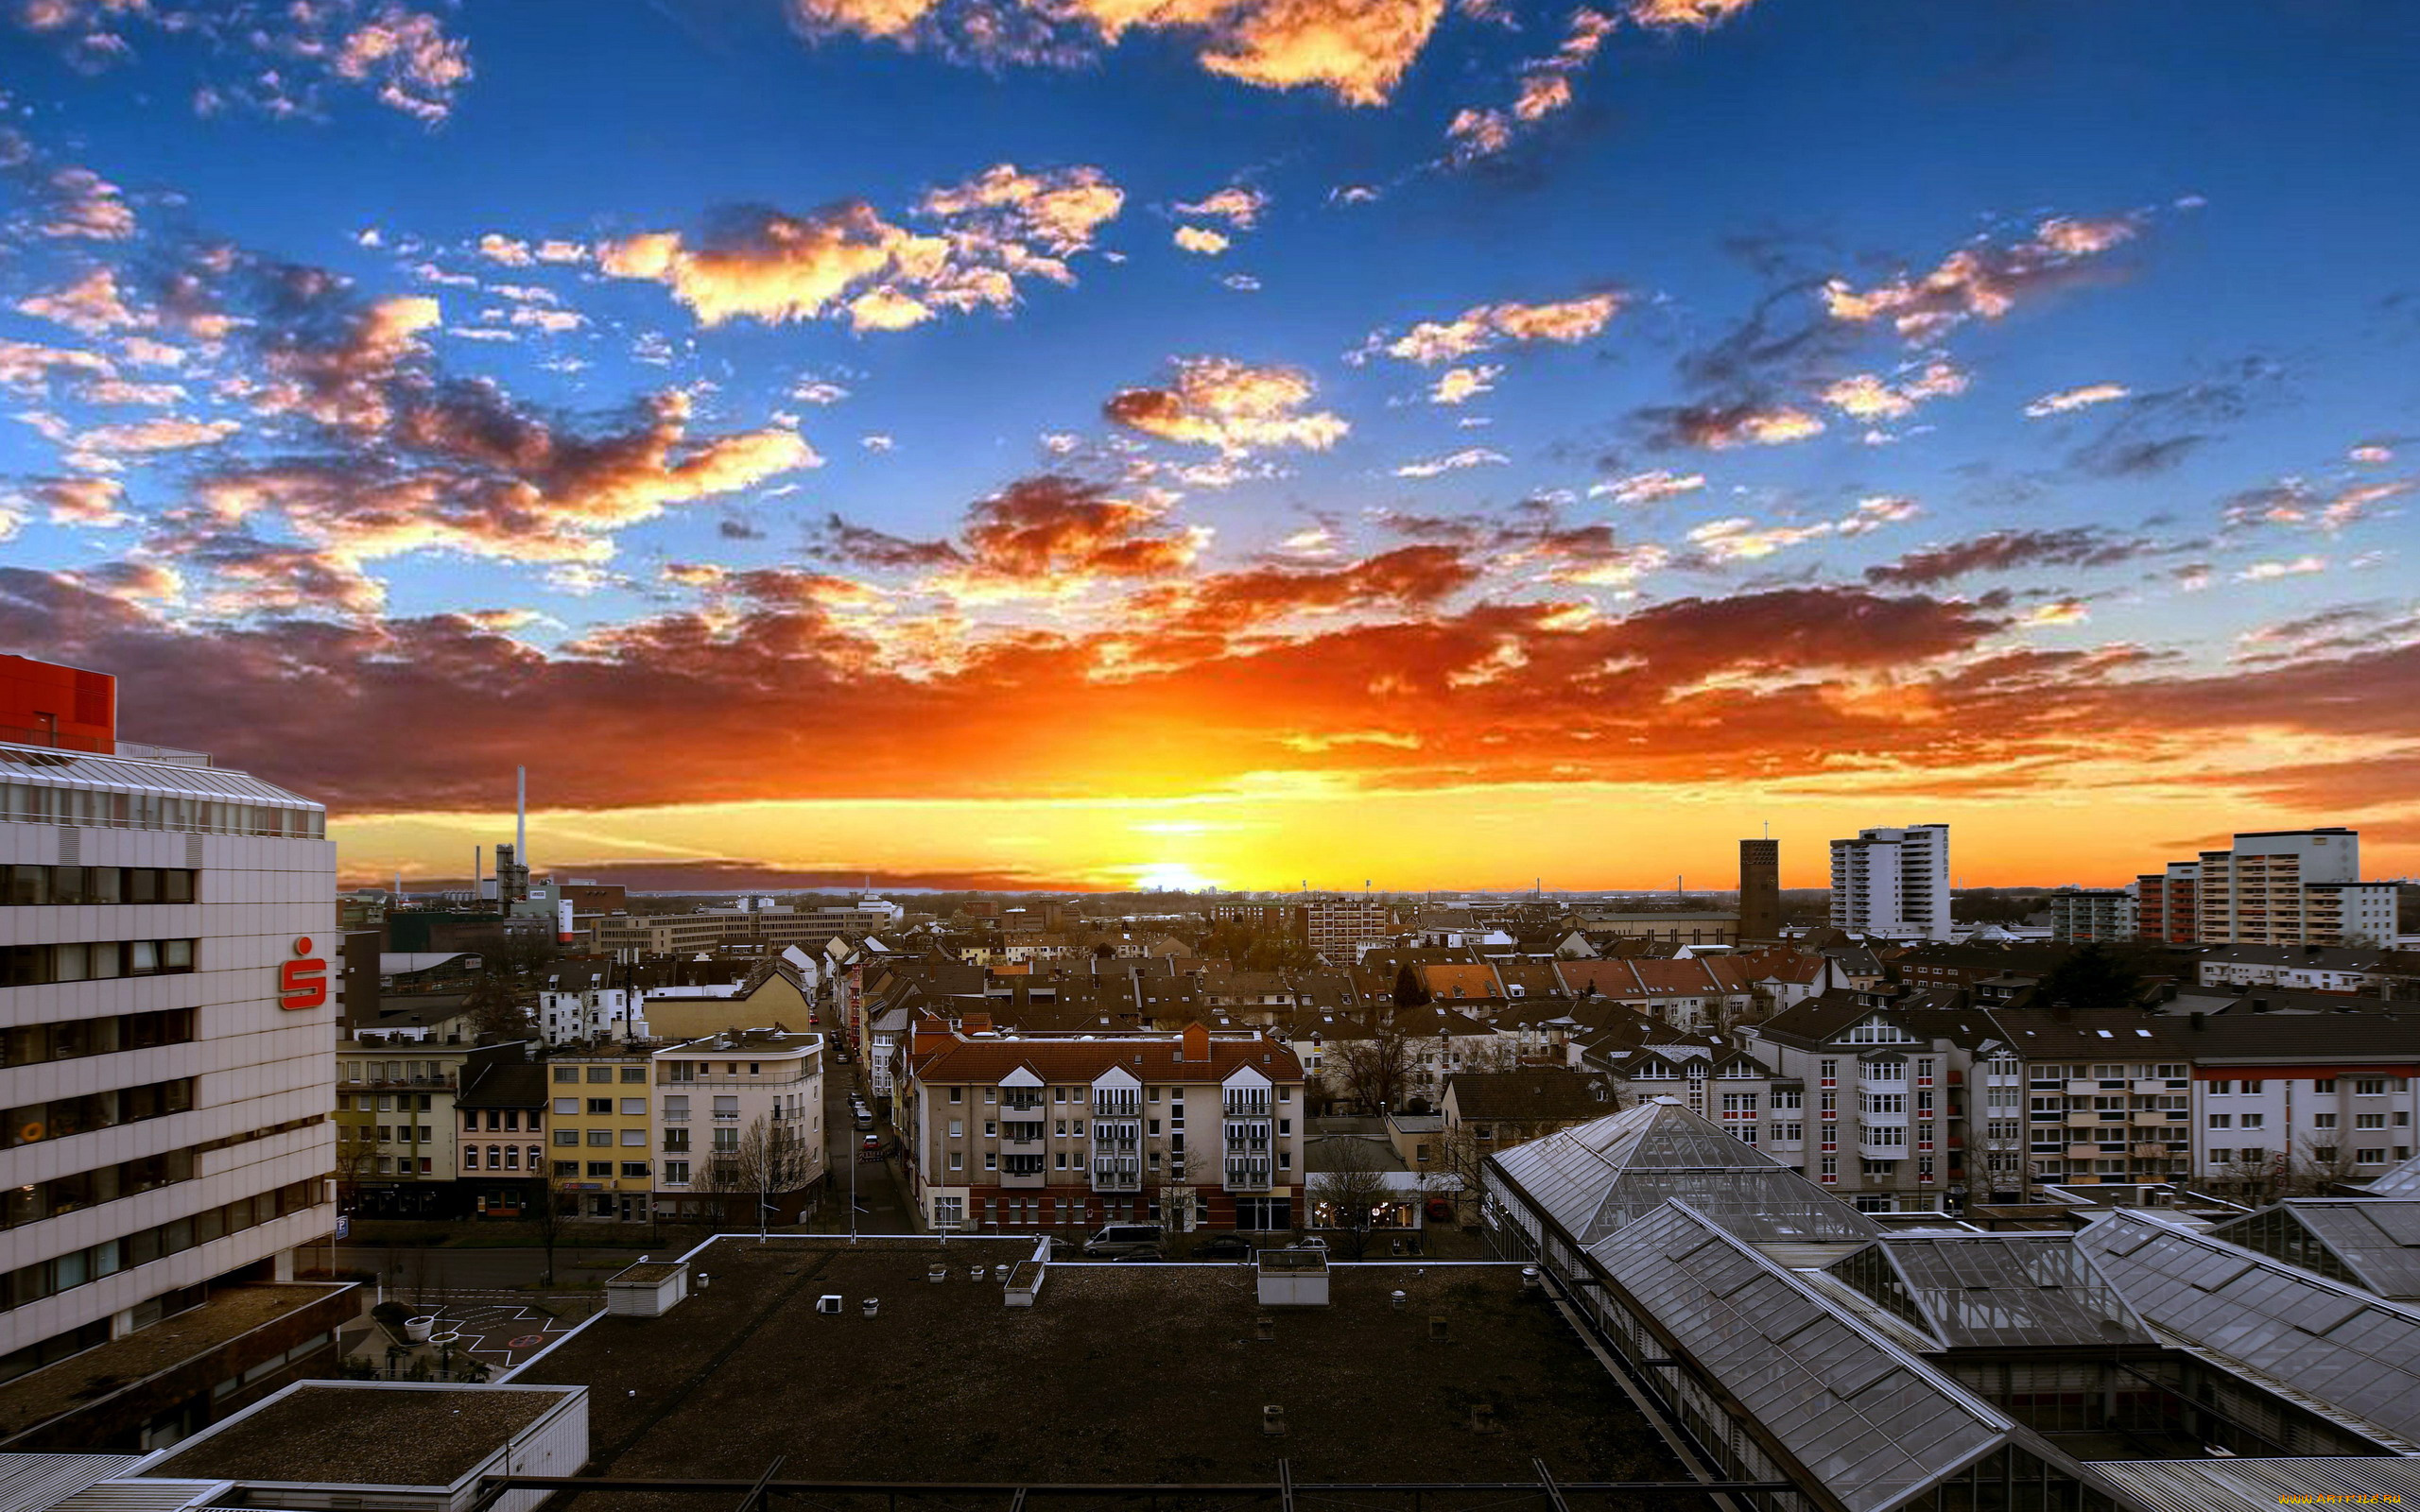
(2208, 1146), (2411, 1166)
(1, 1147), (196, 1229)
(2206, 1077), (2405, 1095)
(340, 1091), (434, 1113)
(3, 1007), (194, 1068)
(937, 1085), (1293, 1106)
(554, 1127), (650, 1147)
(1, 866), (198, 906)
(552, 1160), (650, 1179)
(936, 1148), (1295, 1176)
(553, 1064), (649, 1084)
(3, 1077), (196, 1147)
(0, 1178), (321, 1314)
(1, 938), (197, 988)
(0, 782), (323, 839)
(555, 1097), (648, 1117)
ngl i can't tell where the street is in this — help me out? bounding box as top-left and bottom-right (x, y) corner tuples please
(821, 1043), (913, 1234)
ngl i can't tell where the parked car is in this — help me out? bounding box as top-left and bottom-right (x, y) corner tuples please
(1080, 1223), (1166, 1260)
(1190, 1234), (1255, 1261)
(853, 1113), (873, 1131)
(859, 1134), (882, 1155)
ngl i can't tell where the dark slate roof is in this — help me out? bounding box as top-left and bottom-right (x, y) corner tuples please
(1445, 1069), (1611, 1124)
(458, 1058), (548, 1108)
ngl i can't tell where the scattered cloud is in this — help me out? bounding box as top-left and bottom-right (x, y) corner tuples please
(1589, 469), (1704, 506)
(1865, 527), (2160, 586)
(1369, 292), (1621, 365)
(1173, 225), (1231, 255)
(2025, 382), (2130, 418)
(1393, 446), (1506, 478)
(1823, 214), (2138, 343)
(1105, 356), (1349, 455)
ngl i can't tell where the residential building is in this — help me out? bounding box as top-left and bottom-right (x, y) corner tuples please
(1827, 823), (1951, 941)
(1737, 837), (1781, 942)
(1441, 1069), (1613, 1160)
(636, 953), (816, 1042)
(2196, 943), (2412, 994)
(1298, 900), (1391, 963)
(335, 1039), (513, 1218)
(1, 657), (338, 1400)
(2172, 1014), (2420, 1191)
(652, 1029), (825, 1222)
(544, 1046), (657, 1221)
(1990, 1009), (2198, 1190)
(2195, 828), (2397, 947)
(2048, 885), (2137, 943)
(1740, 988), (1992, 1212)
(2136, 861), (2200, 945)
(900, 1022), (1305, 1233)
(456, 1058), (547, 1217)
(1565, 910), (1741, 948)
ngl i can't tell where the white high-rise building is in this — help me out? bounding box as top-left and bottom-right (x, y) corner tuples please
(2, 660), (337, 1402)
(1828, 824), (1951, 941)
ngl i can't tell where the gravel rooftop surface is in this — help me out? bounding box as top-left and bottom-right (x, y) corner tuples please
(523, 1238), (1677, 1511)
(0, 1284), (349, 1439)
(149, 1384), (567, 1485)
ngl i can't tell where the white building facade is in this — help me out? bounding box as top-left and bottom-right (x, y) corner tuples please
(3, 742), (337, 1383)
(651, 1029), (824, 1215)
(1827, 824), (1951, 941)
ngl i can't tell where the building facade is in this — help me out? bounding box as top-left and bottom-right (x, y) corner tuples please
(1826, 823), (1950, 941)
(902, 1022), (1305, 1234)
(1737, 838), (1780, 942)
(2, 663), (337, 1386)
(544, 1047), (656, 1221)
(2048, 885), (2138, 943)
(2135, 861), (2199, 945)
(652, 1030), (825, 1221)
(1298, 902), (1392, 964)
(2194, 829), (2396, 947)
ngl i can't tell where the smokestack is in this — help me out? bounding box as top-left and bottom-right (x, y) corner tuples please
(475, 845), (483, 895)
(516, 765), (527, 867)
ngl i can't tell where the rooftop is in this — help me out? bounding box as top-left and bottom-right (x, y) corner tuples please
(519, 1238), (1675, 1495)
(0, 1286), (352, 1446)
(146, 1383), (571, 1486)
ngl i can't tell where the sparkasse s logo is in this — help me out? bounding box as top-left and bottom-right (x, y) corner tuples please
(279, 936), (327, 1011)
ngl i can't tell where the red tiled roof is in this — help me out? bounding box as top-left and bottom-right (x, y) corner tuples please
(910, 1033), (1303, 1085)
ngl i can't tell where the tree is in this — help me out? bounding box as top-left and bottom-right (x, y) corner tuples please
(1393, 964), (1431, 1008)
(1331, 1022), (1414, 1114)
(529, 1173), (566, 1287)
(703, 1113), (820, 1237)
(1158, 1144), (1200, 1232)
(462, 972), (531, 1042)
(2034, 944), (2143, 1013)
(1310, 1140), (1395, 1260)
(2282, 1135), (2364, 1196)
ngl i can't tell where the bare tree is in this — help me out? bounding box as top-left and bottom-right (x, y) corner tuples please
(1158, 1144), (1200, 1231)
(2282, 1135), (2364, 1196)
(462, 972), (531, 1042)
(1310, 1139), (1397, 1261)
(704, 1113), (819, 1238)
(1332, 1022), (1414, 1114)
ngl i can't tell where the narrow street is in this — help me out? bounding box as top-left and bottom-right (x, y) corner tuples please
(819, 1043), (913, 1234)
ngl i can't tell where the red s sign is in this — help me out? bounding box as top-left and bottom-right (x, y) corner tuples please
(281, 936), (327, 1011)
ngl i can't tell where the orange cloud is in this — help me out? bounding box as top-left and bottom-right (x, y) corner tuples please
(1173, 225), (1232, 255)
(1376, 292), (1620, 364)
(599, 163), (1121, 331)
(2024, 382), (2131, 418)
(1824, 214), (2139, 342)
(1105, 356), (1350, 455)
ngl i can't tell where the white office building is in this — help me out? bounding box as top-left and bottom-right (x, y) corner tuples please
(2, 731), (337, 1386)
(1827, 824), (1951, 942)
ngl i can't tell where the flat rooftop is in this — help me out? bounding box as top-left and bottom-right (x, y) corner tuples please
(149, 1384), (566, 1486)
(0, 1284), (352, 1444)
(523, 1238), (1674, 1502)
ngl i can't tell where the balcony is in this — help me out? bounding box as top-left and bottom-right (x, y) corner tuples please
(1223, 1159), (1272, 1193)
(1856, 1141), (1908, 1161)
(1223, 1097), (1272, 1120)
(1001, 1095), (1043, 1113)
(1091, 1157), (1142, 1192)
(2131, 1143), (2168, 1159)
(1093, 1098), (1139, 1119)
(1000, 1162), (1046, 1189)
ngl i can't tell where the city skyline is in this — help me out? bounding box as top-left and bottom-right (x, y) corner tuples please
(4, 3), (2418, 891)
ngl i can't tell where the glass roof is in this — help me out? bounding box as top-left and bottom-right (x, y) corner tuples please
(2207, 1200), (2420, 1301)
(2362, 1147), (2420, 1196)
(1586, 1201), (2014, 1512)
(1858, 1235), (2155, 1349)
(2076, 1211), (2420, 1446)
(0, 744), (318, 807)
(1490, 1096), (1881, 1246)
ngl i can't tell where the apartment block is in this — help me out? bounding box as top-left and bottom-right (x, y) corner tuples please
(1739, 993), (1979, 1212)
(544, 1046), (656, 1222)
(2194, 829), (2395, 947)
(902, 1022), (1305, 1233)
(1, 658), (337, 1393)
(2135, 861), (2199, 945)
(334, 1040), (503, 1218)
(652, 1029), (825, 1222)
(1298, 901), (1392, 964)
(1826, 823), (1950, 941)
(2048, 885), (2137, 943)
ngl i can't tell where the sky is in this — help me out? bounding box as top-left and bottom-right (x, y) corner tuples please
(3, 0), (2418, 893)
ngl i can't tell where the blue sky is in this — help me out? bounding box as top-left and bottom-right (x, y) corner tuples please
(5, 0), (2418, 889)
